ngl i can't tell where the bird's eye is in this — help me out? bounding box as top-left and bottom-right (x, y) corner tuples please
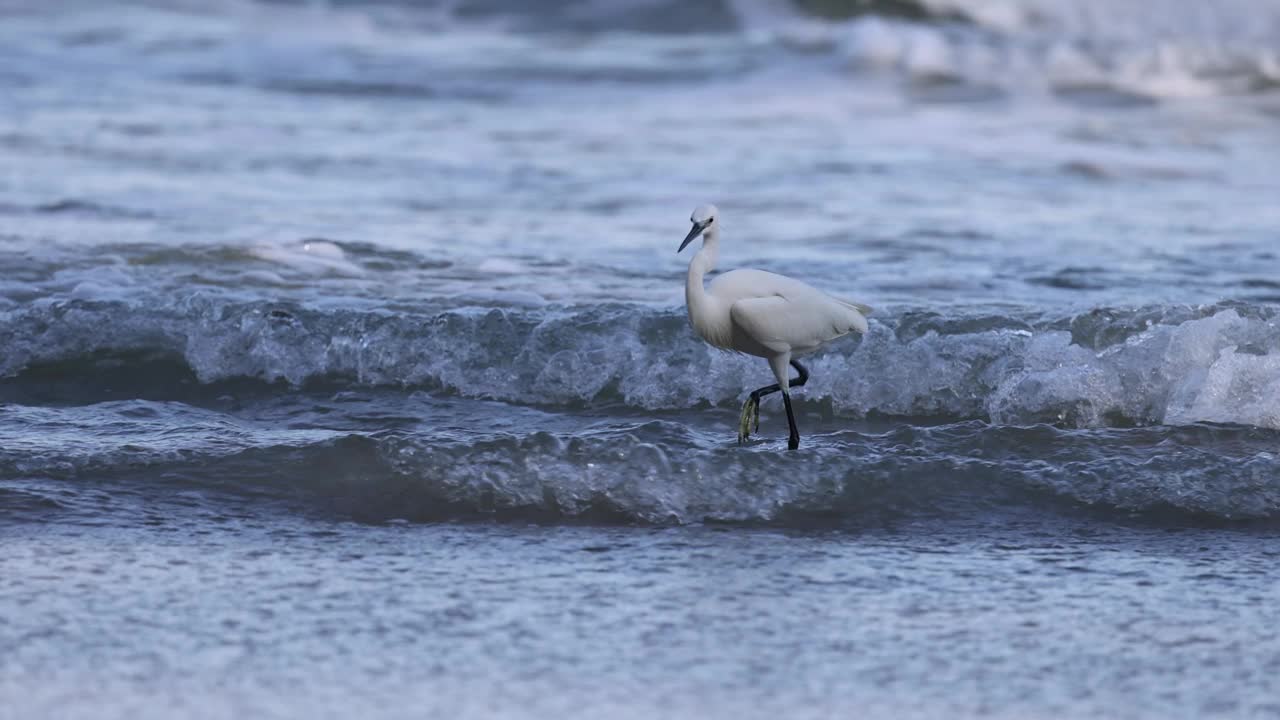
(705, 218), (713, 224)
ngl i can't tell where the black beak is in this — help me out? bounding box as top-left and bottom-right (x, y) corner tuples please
(677, 222), (704, 253)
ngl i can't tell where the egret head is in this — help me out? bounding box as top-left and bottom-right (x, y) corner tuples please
(678, 204), (719, 253)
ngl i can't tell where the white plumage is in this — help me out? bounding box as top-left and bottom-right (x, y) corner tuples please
(678, 204), (871, 449)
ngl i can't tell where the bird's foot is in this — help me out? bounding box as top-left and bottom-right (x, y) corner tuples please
(788, 435), (800, 451)
(737, 396), (758, 444)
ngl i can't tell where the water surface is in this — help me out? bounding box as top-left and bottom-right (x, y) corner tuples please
(3, 0), (1280, 717)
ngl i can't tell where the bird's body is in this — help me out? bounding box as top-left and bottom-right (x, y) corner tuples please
(678, 204), (871, 449)
(693, 268), (870, 356)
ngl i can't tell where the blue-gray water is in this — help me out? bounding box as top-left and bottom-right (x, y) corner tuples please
(3, 0), (1280, 717)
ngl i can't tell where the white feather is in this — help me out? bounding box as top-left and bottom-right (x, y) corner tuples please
(684, 225), (870, 365)
(677, 204), (873, 449)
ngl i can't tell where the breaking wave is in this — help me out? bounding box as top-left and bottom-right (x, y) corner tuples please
(769, 0), (1280, 101)
(4, 298), (1280, 429)
(24, 0), (1278, 102)
(276, 0), (1280, 100)
(4, 403), (1279, 524)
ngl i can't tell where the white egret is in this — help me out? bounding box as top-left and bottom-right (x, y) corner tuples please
(678, 204), (872, 450)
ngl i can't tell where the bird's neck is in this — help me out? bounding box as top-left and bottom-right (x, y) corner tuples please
(691, 227), (719, 275)
(686, 229), (719, 318)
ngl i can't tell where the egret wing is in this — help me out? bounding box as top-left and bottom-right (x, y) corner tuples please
(837, 298), (874, 316)
(730, 294), (865, 355)
(712, 269), (873, 318)
(728, 296), (793, 354)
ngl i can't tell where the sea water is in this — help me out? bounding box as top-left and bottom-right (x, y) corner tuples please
(3, 1), (1280, 717)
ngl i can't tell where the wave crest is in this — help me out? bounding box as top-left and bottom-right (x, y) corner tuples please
(6, 407), (1279, 524)
(4, 299), (1280, 429)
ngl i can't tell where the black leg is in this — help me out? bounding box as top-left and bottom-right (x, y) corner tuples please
(747, 360), (809, 403)
(790, 360), (809, 387)
(782, 393), (800, 450)
(740, 360), (810, 446)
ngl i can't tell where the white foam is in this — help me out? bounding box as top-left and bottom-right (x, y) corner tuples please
(820, 1), (1280, 101)
(840, 18), (905, 70)
(7, 300), (1280, 432)
(900, 28), (956, 82)
(248, 240), (365, 278)
(476, 257), (525, 275)
(1165, 345), (1280, 428)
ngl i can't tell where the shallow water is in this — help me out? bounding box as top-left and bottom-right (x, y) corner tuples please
(3, 0), (1280, 717)
(5, 517), (1280, 720)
